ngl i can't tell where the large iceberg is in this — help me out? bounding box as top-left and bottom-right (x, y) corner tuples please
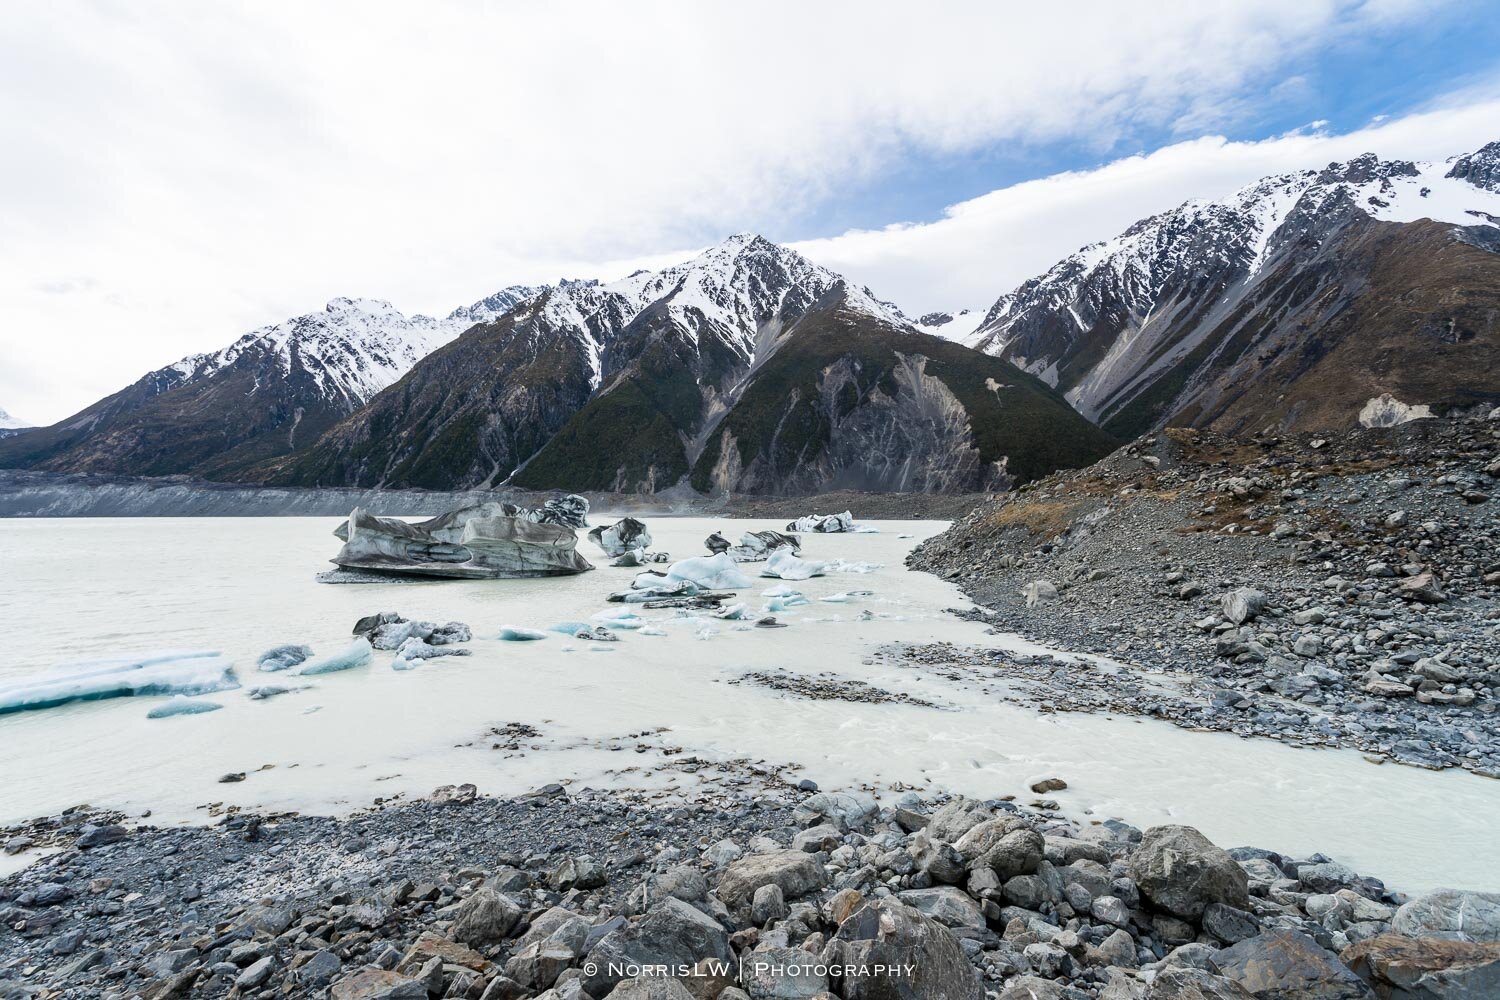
(663, 553), (753, 590)
(0, 651), (239, 716)
(786, 511), (856, 533)
(328, 503), (593, 580)
(588, 517), (651, 557)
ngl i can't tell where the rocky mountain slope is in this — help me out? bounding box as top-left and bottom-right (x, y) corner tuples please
(271, 236), (1116, 494)
(0, 290), (539, 479)
(968, 143), (1500, 438)
(910, 412), (1500, 774)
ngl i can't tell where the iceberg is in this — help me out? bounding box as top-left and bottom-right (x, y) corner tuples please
(295, 638), (372, 676)
(611, 549), (668, 567)
(664, 553), (753, 590)
(588, 517), (651, 557)
(246, 684), (301, 701)
(391, 637), (472, 670)
(786, 511), (855, 533)
(361, 618), (471, 650)
(708, 530), (802, 562)
(591, 610), (646, 630)
(763, 595), (809, 612)
(714, 603), (750, 620)
(760, 549), (829, 580)
(256, 644), (313, 672)
(0, 651), (239, 716)
(496, 626), (548, 641)
(575, 626), (619, 642)
(146, 697), (223, 719)
(328, 503), (593, 580)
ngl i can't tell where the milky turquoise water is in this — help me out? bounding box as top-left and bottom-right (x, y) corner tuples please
(0, 515), (1495, 892)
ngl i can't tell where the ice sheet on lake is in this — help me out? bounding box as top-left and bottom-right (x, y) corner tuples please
(295, 638), (372, 676)
(146, 697), (223, 719)
(0, 651), (239, 716)
(663, 553), (752, 590)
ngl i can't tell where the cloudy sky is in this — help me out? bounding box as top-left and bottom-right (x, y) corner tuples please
(4, 0), (1500, 424)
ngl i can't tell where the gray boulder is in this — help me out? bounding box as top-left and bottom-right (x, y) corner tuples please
(1341, 933), (1500, 999)
(1220, 588), (1267, 625)
(1392, 889), (1500, 942)
(715, 849), (827, 910)
(1129, 826), (1249, 920)
(583, 898), (730, 997)
(1212, 930), (1373, 999)
(897, 887), (986, 929)
(831, 899), (983, 1000)
(451, 887), (522, 946)
(1144, 967), (1255, 999)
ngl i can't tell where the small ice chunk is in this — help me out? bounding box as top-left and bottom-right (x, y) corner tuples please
(0, 651), (239, 716)
(827, 559), (881, 574)
(575, 626), (619, 642)
(392, 637), (472, 669)
(715, 603), (749, 620)
(296, 638), (372, 676)
(591, 610), (645, 630)
(549, 621), (590, 636)
(245, 684), (299, 701)
(639, 626), (667, 636)
(664, 553), (753, 590)
(761, 583), (801, 598)
(764, 595), (809, 612)
(821, 590), (874, 603)
(256, 644), (313, 672)
(496, 626), (548, 641)
(146, 697), (223, 719)
(761, 549), (829, 580)
(695, 626), (716, 640)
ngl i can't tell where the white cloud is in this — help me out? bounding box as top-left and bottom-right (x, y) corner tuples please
(793, 97), (1500, 315)
(0, 0), (1478, 422)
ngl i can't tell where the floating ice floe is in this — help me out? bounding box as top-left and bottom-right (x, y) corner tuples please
(695, 626), (716, 640)
(638, 626), (667, 636)
(821, 590), (875, 603)
(496, 626), (548, 641)
(760, 549), (829, 580)
(591, 610), (646, 630)
(764, 594), (810, 612)
(0, 651), (240, 716)
(146, 697), (223, 719)
(391, 637), (473, 670)
(356, 614), (472, 650)
(663, 553), (752, 590)
(549, 622), (591, 636)
(245, 684), (301, 701)
(295, 638), (373, 676)
(575, 626), (619, 642)
(256, 644), (313, 672)
(714, 603), (750, 620)
(611, 549), (668, 567)
(614, 578), (699, 602)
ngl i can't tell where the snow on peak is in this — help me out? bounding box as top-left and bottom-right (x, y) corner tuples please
(0, 406), (31, 430)
(915, 308), (987, 345)
(972, 142), (1500, 353)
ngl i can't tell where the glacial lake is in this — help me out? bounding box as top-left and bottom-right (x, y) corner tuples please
(0, 515), (1496, 892)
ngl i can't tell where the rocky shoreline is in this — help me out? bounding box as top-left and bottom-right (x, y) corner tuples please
(909, 416), (1500, 776)
(3, 781), (1497, 1000)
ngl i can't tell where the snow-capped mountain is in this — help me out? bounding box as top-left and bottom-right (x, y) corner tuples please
(0, 287), (543, 478)
(970, 142), (1500, 435)
(273, 234), (1114, 494)
(0, 406), (31, 439)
